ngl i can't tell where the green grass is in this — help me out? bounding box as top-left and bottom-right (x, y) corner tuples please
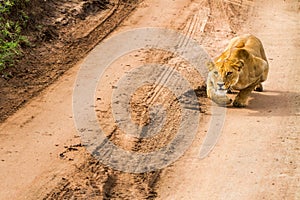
(0, 0), (30, 73)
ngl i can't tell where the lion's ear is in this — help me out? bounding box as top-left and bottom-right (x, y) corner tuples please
(206, 61), (215, 71)
(237, 49), (249, 59)
(233, 60), (244, 71)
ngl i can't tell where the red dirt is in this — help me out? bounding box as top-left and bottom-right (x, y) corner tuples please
(0, 0), (299, 199)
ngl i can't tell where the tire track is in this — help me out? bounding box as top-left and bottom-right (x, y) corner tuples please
(84, 6), (210, 199)
(85, 0), (252, 198)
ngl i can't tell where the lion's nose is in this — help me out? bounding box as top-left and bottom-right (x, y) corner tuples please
(217, 82), (225, 90)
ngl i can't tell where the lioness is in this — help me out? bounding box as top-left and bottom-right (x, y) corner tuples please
(207, 34), (269, 107)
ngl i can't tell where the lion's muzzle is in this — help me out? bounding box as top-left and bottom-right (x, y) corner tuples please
(217, 82), (226, 91)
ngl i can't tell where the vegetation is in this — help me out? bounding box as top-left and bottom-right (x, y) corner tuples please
(0, 0), (30, 72)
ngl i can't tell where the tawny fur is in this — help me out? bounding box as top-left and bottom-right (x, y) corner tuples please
(207, 34), (269, 107)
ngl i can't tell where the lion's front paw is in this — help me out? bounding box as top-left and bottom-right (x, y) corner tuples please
(211, 93), (232, 106)
(225, 97), (233, 105)
(233, 100), (246, 108)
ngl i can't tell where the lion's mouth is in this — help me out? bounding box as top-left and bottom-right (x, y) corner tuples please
(215, 88), (227, 96)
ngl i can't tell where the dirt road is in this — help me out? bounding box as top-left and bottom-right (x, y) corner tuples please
(156, 1), (300, 199)
(0, 0), (299, 199)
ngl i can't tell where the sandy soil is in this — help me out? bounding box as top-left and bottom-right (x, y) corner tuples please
(0, 0), (299, 199)
(0, 0), (139, 123)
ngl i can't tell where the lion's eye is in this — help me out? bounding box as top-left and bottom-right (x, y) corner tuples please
(214, 71), (218, 75)
(226, 72), (233, 76)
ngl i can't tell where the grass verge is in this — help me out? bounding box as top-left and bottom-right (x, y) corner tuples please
(0, 0), (30, 74)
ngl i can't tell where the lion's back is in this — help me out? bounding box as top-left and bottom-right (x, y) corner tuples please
(229, 34), (267, 62)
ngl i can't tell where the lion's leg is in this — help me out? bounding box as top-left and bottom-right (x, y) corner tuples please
(254, 65), (269, 92)
(233, 84), (256, 107)
(261, 67), (269, 82)
(258, 58), (269, 83)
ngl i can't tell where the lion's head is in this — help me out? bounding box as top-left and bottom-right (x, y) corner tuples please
(206, 62), (232, 105)
(207, 62), (226, 93)
(211, 48), (249, 90)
